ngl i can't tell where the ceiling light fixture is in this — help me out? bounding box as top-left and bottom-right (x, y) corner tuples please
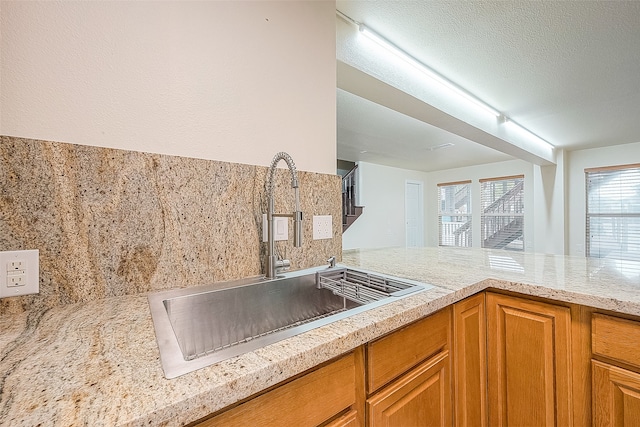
(427, 142), (455, 151)
(504, 117), (552, 148)
(358, 23), (501, 118)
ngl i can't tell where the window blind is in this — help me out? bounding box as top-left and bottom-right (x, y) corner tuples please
(438, 181), (471, 247)
(586, 164), (640, 262)
(480, 176), (524, 251)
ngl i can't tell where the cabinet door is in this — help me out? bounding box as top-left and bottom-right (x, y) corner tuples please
(367, 351), (452, 427)
(453, 293), (487, 427)
(487, 293), (573, 427)
(593, 360), (640, 427)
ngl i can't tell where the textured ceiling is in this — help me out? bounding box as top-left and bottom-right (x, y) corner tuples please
(336, 1), (640, 171)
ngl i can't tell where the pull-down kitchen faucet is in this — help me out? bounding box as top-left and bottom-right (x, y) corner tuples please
(265, 152), (303, 279)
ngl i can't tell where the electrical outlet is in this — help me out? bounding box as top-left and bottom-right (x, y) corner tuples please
(313, 215), (333, 240)
(8, 272), (26, 287)
(262, 214), (289, 242)
(8, 260), (24, 271)
(0, 249), (39, 298)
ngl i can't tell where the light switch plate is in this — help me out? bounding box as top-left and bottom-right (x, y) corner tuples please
(262, 214), (288, 242)
(313, 215), (333, 240)
(0, 249), (39, 298)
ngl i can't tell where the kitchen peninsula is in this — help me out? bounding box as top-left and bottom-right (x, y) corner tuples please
(2, 246), (640, 426)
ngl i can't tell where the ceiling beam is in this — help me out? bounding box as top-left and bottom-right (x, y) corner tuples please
(337, 60), (556, 166)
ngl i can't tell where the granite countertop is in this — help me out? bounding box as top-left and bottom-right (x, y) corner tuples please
(2, 247), (640, 426)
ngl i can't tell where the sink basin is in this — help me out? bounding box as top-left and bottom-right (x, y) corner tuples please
(148, 265), (430, 378)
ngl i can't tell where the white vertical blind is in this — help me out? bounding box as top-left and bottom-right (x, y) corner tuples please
(480, 176), (524, 251)
(438, 181), (471, 247)
(586, 165), (640, 261)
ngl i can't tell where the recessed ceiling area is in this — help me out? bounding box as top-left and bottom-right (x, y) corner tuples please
(337, 88), (513, 172)
(336, 1), (640, 171)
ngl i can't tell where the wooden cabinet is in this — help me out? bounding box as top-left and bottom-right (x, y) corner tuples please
(592, 360), (640, 426)
(194, 308), (452, 427)
(367, 351), (451, 427)
(366, 307), (452, 427)
(196, 289), (640, 427)
(486, 292), (573, 427)
(592, 313), (640, 427)
(453, 293), (487, 427)
(195, 351), (361, 427)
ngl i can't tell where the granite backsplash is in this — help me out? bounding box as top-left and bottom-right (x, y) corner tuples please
(0, 136), (342, 314)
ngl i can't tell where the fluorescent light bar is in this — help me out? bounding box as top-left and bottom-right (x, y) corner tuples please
(505, 118), (554, 149)
(359, 24), (501, 118)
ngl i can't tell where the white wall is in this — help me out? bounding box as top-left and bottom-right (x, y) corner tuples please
(346, 143), (640, 257)
(567, 141), (640, 256)
(426, 160), (536, 249)
(0, 1), (336, 174)
(342, 162), (429, 250)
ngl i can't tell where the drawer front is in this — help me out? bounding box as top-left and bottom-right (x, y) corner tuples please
(367, 307), (451, 392)
(367, 351), (452, 427)
(199, 352), (356, 427)
(593, 313), (640, 369)
(323, 409), (358, 427)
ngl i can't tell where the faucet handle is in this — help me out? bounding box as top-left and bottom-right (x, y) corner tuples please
(275, 259), (291, 274)
(327, 256), (336, 268)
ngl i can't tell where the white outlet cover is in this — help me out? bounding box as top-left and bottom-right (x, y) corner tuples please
(262, 214), (288, 242)
(0, 249), (39, 298)
(313, 215), (333, 240)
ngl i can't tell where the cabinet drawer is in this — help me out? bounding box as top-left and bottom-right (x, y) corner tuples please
(323, 410), (358, 427)
(367, 307), (450, 392)
(198, 352), (356, 427)
(367, 351), (451, 427)
(592, 313), (640, 369)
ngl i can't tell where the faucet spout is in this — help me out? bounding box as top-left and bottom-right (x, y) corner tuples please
(265, 152), (303, 279)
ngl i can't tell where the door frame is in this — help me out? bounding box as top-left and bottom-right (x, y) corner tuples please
(405, 180), (425, 247)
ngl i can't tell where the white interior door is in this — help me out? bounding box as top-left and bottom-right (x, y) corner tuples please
(405, 180), (424, 247)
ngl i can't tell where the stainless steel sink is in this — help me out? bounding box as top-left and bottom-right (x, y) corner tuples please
(148, 265), (430, 378)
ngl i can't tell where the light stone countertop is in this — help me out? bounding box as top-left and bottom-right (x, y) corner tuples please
(1, 247), (640, 426)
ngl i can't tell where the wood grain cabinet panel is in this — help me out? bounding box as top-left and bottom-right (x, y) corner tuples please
(367, 308), (450, 393)
(593, 360), (640, 427)
(487, 293), (573, 427)
(367, 351), (452, 427)
(593, 313), (640, 369)
(453, 293), (487, 427)
(323, 410), (359, 427)
(196, 352), (357, 427)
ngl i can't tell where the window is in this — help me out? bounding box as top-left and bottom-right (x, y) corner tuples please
(480, 175), (524, 251)
(438, 181), (471, 247)
(586, 164), (640, 262)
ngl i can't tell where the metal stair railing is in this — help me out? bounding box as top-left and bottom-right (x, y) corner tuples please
(445, 181), (524, 248)
(483, 180), (524, 214)
(342, 165), (363, 231)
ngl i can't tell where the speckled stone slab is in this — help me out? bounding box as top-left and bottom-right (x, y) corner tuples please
(2, 247), (640, 426)
(0, 136), (341, 314)
(342, 246), (640, 316)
